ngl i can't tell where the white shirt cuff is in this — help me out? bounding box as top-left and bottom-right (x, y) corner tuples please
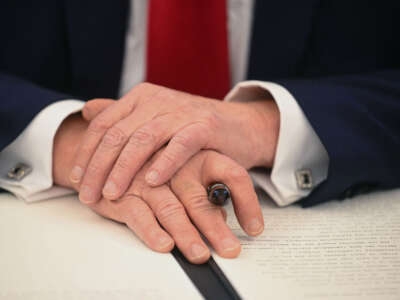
(0, 100), (85, 202)
(224, 80), (330, 206)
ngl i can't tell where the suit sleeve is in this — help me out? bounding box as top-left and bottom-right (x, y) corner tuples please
(0, 72), (85, 201)
(0, 72), (71, 151)
(276, 70), (400, 207)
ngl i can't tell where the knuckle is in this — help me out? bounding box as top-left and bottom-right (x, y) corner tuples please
(186, 121), (214, 145)
(88, 117), (111, 135)
(128, 203), (149, 222)
(102, 126), (128, 148)
(225, 166), (249, 182)
(194, 122), (212, 142)
(132, 83), (164, 104)
(115, 155), (131, 171)
(156, 87), (176, 101)
(128, 128), (155, 147)
(131, 181), (146, 199)
(139, 184), (153, 199)
(115, 194), (144, 219)
(156, 201), (186, 223)
(186, 193), (215, 213)
(79, 143), (93, 158)
(201, 111), (218, 130)
(136, 82), (153, 90)
(86, 162), (102, 176)
(172, 133), (193, 151)
(160, 150), (177, 165)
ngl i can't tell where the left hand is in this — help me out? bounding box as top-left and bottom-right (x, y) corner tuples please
(87, 148), (263, 264)
(70, 83), (279, 204)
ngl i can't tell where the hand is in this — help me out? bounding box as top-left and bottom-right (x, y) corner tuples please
(53, 111), (264, 264)
(52, 99), (115, 188)
(87, 149), (263, 264)
(70, 83), (280, 204)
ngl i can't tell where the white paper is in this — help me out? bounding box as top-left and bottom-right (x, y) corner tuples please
(0, 194), (202, 300)
(214, 189), (400, 300)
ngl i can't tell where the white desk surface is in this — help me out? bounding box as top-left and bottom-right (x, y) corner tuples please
(0, 193), (202, 300)
(1, 190), (399, 300)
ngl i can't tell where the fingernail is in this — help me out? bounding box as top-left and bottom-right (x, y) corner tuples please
(79, 186), (95, 204)
(103, 181), (118, 197)
(145, 170), (159, 185)
(190, 243), (209, 260)
(221, 238), (240, 252)
(157, 235), (173, 251)
(69, 166), (83, 183)
(246, 218), (263, 235)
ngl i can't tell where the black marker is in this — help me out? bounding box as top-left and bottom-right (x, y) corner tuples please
(207, 183), (231, 206)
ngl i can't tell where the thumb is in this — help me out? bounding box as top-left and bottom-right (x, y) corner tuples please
(82, 98), (115, 121)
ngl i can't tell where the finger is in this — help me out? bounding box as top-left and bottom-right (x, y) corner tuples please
(89, 196), (174, 253)
(79, 99), (168, 203)
(145, 122), (209, 187)
(69, 83), (162, 188)
(202, 152), (264, 236)
(103, 113), (197, 200)
(143, 185), (211, 264)
(82, 99), (115, 121)
(102, 116), (170, 200)
(78, 122), (131, 204)
(69, 99), (136, 188)
(171, 177), (241, 258)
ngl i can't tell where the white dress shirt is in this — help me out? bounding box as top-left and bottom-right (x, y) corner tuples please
(0, 0), (329, 206)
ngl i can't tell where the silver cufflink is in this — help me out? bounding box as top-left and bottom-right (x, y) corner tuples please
(7, 163), (32, 181)
(295, 169), (313, 190)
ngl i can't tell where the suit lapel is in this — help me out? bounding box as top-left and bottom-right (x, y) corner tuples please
(65, 0), (129, 99)
(248, 0), (319, 80)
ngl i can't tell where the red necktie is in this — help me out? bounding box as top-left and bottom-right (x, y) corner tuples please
(146, 0), (231, 99)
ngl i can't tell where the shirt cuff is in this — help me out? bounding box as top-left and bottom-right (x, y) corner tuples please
(224, 80), (330, 206)
(0, 100), (85, 202)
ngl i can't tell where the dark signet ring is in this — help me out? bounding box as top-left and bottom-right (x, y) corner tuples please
(207, 183), (231, 206)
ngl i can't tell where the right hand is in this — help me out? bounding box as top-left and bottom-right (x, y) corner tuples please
(70, 84), (279, 205)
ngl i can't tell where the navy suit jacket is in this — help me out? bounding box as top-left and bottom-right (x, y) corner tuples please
(1, 0), (399, 207)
